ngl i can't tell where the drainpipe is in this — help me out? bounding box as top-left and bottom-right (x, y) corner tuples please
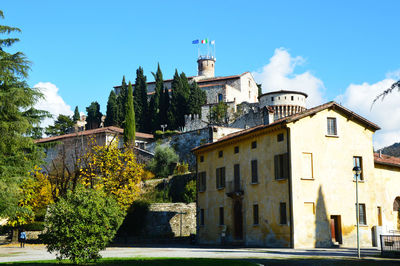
(286, 127), (294, 248)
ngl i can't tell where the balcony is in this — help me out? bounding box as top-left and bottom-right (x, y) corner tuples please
(226, 180), (244, 198)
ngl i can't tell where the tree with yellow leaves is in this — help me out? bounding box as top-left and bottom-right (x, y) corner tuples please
(78, 138), (143, 211)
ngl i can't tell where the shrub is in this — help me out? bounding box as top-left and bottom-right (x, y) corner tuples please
(147, 146), (179, 178)
(183, 179), (196, 203)
(41, 187), (124, 264)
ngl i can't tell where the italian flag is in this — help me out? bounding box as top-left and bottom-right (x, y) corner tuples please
(201, 39), (208, 44)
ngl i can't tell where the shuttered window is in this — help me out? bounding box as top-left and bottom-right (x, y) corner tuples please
(280, 202), (287, 224)
(216, 167), (226, 189)
(327, 117), (337, 135)
(198, 172), (206, 192)
(356, 203), (367, 225)
(274, 153), (289, 180)
(251, 160), (258, 183)
(353, 156), (363, 180)
(253, 204), (259, 225)
(219, 207), (224, 225)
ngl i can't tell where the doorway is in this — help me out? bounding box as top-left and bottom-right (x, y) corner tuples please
(330, 215), (342, 244)
(233, 200), (243, 240)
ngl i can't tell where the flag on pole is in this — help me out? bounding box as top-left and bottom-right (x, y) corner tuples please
(192, 39), (199, 44)
(210, 40), (215, 45)
(201, 38), (208, 44)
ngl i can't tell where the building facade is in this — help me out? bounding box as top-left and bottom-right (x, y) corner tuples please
(192, 102), (400, 248)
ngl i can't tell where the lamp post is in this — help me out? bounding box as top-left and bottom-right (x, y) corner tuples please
(353, 166), (362, 259)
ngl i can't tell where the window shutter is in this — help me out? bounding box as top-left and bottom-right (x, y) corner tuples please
(216, 168), (219, 189)
(222, 167), (225, 187)
(274, 155), (279, 179)
(283, 153), (289, 179)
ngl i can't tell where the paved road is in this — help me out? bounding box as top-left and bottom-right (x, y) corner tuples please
(0, 244), (391, 263)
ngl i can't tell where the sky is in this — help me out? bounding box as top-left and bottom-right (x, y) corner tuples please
(2, 0), (400, 148)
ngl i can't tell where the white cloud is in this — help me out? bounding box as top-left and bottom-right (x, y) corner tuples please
(336, 74), (400, 149)
(34, 82), (73, 128)
(252, 48), (325, 107)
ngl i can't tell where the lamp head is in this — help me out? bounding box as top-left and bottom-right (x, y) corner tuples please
(352, 166), (362, 176)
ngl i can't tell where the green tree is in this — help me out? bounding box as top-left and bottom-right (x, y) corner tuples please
(147, 146), (179, 178)
(41, 187), (124, 264)
(0, 10), (48, 223)
(104, 90), (118, 127)
(73, 106), (80, 122)
(45, 114), (75, 136)
(123, 82), (135, 144)
(116, 76), (127, 126)
(168, 70), (181, 129)
(85, 101), (102, 130)
(182, 179), (196, 203)
(150, 63), (163, 131)
(257, 83), (262, 97)
(133, 67), (148, 132)
(208, 102), (228, 125)
(159, 87), (170, 127)
(188, 81), (206, 117)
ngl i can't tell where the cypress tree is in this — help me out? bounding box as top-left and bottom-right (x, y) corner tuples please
(73, 106), (80, 122)
(85, 102), (102, 130)
(176, 72), (191, 129)
(188, 81), (206, 117)
(123, 82), (135, 145)
(134, 67), (148, 132)
(150, 63), (163, 131)
(168, 70), (181, 130)
(159, 87), (170, 127)
(104, 90), (118, 127)
(117, 76), (127, 126)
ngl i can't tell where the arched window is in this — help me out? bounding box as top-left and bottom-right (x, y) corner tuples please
(393, 197), (400, 211)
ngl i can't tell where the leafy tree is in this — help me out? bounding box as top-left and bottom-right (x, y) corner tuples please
(183, 179), (196, 203)
(85, 101), (102, 130)
(45, 114), (74, 136)
(0, 10), (48, 219)
(123, 82), (135, 144)
(73, 106), (80, 122)
(208, 102), (228, 125)
(41, 187), (124, 264)
(133, 67), (148, 132)
(79, 138), (143, 211)
(104, 90), (118, 127)
(147, 146), (179, 178)
(116, 76), (127, 126)
(188, 81), (206, 117)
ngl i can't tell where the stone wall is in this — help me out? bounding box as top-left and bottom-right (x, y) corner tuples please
(144, 203), (196, 237)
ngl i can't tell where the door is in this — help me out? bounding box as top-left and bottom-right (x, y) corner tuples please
(330, 215), (342, 244)
(233, 200), (243, 240)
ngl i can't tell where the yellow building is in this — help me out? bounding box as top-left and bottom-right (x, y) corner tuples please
(192, 101), (400, 248)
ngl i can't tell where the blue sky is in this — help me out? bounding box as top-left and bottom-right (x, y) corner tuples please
(2, 0), (400, 147)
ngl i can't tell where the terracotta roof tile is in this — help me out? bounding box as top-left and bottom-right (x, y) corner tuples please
(374, 153), (400, 168)
(35, 126), (153, 143)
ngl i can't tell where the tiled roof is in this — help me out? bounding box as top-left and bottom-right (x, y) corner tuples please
(374, 153), (400, 168)
(35, 126), (154, 144)
(192, 101), (380, 153)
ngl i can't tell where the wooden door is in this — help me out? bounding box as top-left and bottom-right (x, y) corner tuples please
(233, 200), (243, 240)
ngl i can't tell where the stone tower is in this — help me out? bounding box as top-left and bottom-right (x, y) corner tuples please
(259, 90), (307, 120)
(197, 56), (216, 78)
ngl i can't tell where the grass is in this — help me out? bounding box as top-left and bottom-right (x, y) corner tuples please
(2, 257), (400, 266)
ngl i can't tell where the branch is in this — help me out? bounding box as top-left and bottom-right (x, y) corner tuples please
(371, 80), (400, 109)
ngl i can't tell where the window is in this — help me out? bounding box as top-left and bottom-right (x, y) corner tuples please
(218, 150), (223, 158)
(219, 207), (224, 225)
(253, 204), (259, 225)
(234, 146), (239, 154)
(356, 203), (367, 225)
(280, 202), (287, 224)
(277, 133), (284, 142)
(274, 153), (289, 180)
(216, 167), (226, 189)
(271, 97), (274, 101)
(200, 155), (204, 163)
(353, 156), (363, 180)
(251, 160), (258, 183)
(198, 172), (206, 192)
(234, 164), (241, 191)
(251, 141), (257, 149)
(377, 206), (382, 226)
(327, 117), (337, 135)
(218, 93), (223, 102)
(200, 209), (205, 226)
(291, 96), (294, 101)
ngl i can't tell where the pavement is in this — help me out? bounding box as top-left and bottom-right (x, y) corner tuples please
(0, 243), (396, 264)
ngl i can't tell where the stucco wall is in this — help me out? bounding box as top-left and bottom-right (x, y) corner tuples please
(196, 125), (291, 246)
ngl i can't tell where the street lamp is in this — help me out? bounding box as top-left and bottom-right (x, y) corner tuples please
(353, 166), (362, 259)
